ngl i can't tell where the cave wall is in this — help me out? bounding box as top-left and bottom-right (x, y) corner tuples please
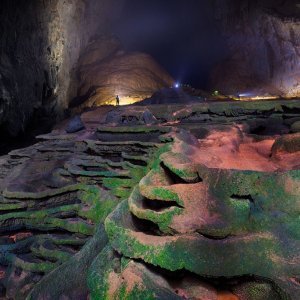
(211, 0), (300, 97)
(1, 0), (299, 136)
(0, 0), (124, 136)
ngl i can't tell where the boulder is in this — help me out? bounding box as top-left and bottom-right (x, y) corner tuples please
(105, 107), (158, 125)
(65, 115), (85, 133)
(291, 120), (300, 133)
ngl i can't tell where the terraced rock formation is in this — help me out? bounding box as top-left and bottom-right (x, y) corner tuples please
(0, 100), (299, 299)
(0, 119), (169, 298)
(94, 126), (300, 299)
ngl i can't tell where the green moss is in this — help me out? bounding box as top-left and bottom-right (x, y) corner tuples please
(87, 246), (115, 300)
(79, 186), (118, 224)
(88, 247), (168, 300)
(160, 152), (199, 182)
(143, 186), (181, 204)
(8, 253), (56, 273)
(129, 186), (181, 233)
(106, 201), (281, 278)
(0, 202), (94, 235)
(147, 144), (171, 171)
(52, 237), (87, 246)
(3, 184), (83, 199)
(0, 203), (27, 211)
(0, 203), (79, 222)
(30, 244), (72, 263)
(28, 224), (108, 299)
(283, 217), (300, 239)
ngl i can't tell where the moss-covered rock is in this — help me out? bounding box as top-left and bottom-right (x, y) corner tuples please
(105, 128), (300, 299)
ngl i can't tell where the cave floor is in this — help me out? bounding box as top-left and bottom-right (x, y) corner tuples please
(0, 99), (299, 299)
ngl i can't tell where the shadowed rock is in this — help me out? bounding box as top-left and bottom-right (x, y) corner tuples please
(66, 115), (85, 133)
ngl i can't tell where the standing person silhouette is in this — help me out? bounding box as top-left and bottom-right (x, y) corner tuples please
(116, 95), (120, 106)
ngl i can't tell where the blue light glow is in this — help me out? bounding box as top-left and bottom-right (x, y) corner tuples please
(238, 92), (253, 97)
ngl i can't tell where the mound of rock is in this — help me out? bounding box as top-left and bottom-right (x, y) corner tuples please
(105, 107), (158, 125)
(138, 87), (203, 105)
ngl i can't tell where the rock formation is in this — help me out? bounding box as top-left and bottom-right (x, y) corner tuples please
(72, 39), (174, 108)
(0, 100), (299, 298)
(0, 107), (162, 299)
(0, 1), (300, 298)
(211, 0), (300, 98)
(138, 87), (202, 105)
(101, 127), (300, 299)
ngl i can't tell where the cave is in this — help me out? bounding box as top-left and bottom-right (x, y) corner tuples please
(0, 0), (299, 299)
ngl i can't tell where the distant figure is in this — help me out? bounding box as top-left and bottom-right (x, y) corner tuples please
(116, 95), (120, 106)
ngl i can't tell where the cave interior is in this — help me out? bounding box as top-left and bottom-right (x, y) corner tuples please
(0, 0), (299, 299)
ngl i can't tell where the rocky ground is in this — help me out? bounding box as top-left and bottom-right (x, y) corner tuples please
(0, 99), (299, 299)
